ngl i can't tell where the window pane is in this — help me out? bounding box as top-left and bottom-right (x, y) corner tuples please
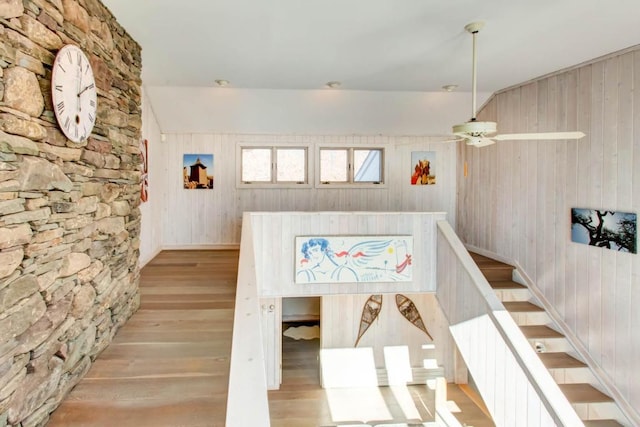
(354, 149), (382, 182)
(320, 149), (348, 182)
(242, 148), (271, 182)
(276, 148), (306, 182)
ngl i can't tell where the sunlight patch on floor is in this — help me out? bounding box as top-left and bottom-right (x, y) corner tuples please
(325, 387), (393, 422)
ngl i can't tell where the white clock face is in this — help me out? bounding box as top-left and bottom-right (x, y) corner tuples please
(51, 45), (97, 143)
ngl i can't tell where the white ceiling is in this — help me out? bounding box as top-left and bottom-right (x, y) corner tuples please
(101, 0), (639, 93)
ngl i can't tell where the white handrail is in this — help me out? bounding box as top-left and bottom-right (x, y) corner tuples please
(226, 215), (271, 426)
(436, 220), (583, 427)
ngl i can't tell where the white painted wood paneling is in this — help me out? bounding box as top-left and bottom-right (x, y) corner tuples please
(248, 212), (445, 297)
(155, 134), (457, 247)
(260, 297), (282, 390)
(320, 293), (456, 381)
(139, 89), (164, 266)
(457, 46), (640, 424)
(227, 215), (271, 426)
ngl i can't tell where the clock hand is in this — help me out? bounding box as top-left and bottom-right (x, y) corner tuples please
(77, 84), (93, 97)
(77, 60), (82, 113)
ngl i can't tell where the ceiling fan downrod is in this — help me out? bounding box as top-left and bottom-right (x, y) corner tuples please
(464, 21), (484, 121)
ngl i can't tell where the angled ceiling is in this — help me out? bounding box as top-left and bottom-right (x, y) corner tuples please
(102, 0), (639, 93)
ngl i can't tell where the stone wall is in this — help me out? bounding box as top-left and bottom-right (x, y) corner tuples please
(0, 0), (142, 425)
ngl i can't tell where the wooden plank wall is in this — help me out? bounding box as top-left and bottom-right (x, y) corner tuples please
(457, 47), (640, 418)
(245, 212), (445, 396)
(155, 134), (457, 247)
(248, 212), (445, 296)
(321, 293), (456, 381)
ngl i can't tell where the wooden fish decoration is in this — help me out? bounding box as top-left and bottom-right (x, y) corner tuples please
(354, 294), (383, 347)
(395, 294), (433, 340)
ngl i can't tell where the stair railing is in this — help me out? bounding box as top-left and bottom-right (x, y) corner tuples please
(436, 220), (583, 426)
(226, 216), (271, 426)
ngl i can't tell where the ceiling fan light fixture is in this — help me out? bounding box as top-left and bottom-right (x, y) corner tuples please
(466, 137), (495, 148)
(452, 121), (497, 138)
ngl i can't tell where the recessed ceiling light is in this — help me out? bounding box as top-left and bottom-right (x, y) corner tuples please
(442, 84), (458, 92)
(215, 79), (229, 87)
(326, 81), (341, 89)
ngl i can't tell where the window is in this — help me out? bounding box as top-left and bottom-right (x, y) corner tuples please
(319, 148), (384, 185)
(239, 146), (309, 187)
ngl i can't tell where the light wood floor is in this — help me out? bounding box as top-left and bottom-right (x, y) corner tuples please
(49, 250), (237, 427)
(270, 333), (494, 427)
(49, 249), (493, 427)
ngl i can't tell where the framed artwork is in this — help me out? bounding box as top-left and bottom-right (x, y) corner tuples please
(411, 151), (436, 185)
(140, 138), (148, 202)
(294, 235), (413, 284)
(183, 154), (214, 189)
(571, 208), (636, 253)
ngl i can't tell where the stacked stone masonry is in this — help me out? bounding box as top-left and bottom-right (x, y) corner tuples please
(0, 0), (142, 425)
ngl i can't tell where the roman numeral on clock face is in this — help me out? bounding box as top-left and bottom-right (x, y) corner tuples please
(57, 101), (65, 114)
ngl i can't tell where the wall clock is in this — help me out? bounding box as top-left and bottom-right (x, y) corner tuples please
(51, 44), (97, 143)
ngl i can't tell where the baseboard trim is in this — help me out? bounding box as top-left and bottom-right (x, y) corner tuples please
(161, 244), (240, 250)
(139, 247), (162, 268)
(376, 366), (445, 387)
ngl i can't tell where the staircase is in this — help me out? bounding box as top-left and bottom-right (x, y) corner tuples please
(469, 252), (628, 427)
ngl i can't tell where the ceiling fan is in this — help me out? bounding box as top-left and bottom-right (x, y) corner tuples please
(451, 22), (585, 148)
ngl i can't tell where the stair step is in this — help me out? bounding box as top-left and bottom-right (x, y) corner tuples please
(470, 252), (515, 281)
(504, 301), (550, 325)
(489, 280), (527, 290)
(469, 252), (511, 267)
(491, 281), (532, 303)
(503, 301), (544, 312)
(583, 420), (624, 426)
(539, 352), (586, 369)
(520, 325), (564, 339)
(470, 251), (629, 426)
(559, 384), (613, 404)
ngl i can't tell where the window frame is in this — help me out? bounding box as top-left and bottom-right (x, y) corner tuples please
(236, 143), (313, 189)
(315, 146), (387, 188)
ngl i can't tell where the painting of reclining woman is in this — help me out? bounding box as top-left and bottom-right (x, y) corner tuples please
(295, 236), (413, 284)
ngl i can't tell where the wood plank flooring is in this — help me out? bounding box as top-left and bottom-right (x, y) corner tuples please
(48, 250), (238, 427)
(49, 249), (493, 427)
(269, 332), (494, 427)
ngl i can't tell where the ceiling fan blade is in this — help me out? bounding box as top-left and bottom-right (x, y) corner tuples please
(494, 131), (586, 141)
(393, 136), (461, 147)
(440, 137), (464, 144)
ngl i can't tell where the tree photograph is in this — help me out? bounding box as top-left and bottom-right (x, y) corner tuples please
(571, 208), (637, 253)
